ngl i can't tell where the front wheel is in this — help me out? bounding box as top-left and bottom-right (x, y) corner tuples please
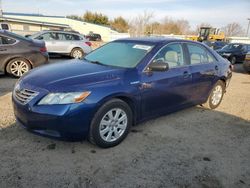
(203, 80), (225, 109)
(88, 99), (132, 148)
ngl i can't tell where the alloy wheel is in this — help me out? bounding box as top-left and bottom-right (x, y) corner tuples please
(99, 108), (128, 142)
(72, 49), (83, 59)
(211, 85), (223, 106)
(9, 60), (29, 77)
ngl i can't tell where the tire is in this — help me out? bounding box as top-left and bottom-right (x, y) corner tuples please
(70, 48), (84, 59)
(230, 56), (236, 65)
(88, 99), (132, 148)
(6, 58), (31, 78)
(203, 80), (225, 109)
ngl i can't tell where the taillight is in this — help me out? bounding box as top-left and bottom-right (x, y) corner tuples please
(40, 47), (47, 53)
(85, 42), (92, 47)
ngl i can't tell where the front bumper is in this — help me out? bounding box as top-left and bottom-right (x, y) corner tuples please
(12, 94), (96, 141)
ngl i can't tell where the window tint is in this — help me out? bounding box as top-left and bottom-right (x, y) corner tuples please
(57, 33), (66, 40)
(37, 32), (56, 40)
(153, 43), (184, 68)
(187, 44), (215, 64)
(0, 36), (16, 45)
(65, 34), (81, 41)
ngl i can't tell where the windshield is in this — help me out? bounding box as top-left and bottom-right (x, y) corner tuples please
(84, 41), (154, 68)
(222, 44), (243, 50)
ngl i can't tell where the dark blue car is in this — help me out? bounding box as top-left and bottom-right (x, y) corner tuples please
(12, 38), (232, 148)
(216, 43), (250, 64)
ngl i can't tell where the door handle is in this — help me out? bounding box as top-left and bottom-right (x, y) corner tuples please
(183, 71), (191, 79)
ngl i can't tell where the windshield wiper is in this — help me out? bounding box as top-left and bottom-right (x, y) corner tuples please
(83, 58), (104, 65)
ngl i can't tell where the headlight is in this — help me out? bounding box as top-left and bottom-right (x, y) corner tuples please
(38, 91), (91, 105)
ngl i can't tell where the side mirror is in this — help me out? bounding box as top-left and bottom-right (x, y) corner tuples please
(148, 60), (169, 72)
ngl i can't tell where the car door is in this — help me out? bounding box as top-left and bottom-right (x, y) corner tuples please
(51, 33), (71, 53)
(140, 43), (193, 119)
(185, 43), (218, 103)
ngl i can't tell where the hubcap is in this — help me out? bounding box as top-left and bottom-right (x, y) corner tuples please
(99, 108), (128, 142)
(211, 85), (223, 106)
(72, 50), (83, 59)
(10, 60), (29, 77)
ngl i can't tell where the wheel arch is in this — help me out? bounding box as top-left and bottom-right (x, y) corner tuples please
(70, 46), (84, 53)
(95, 93), (138, 126)
(219, 76), (227, 87)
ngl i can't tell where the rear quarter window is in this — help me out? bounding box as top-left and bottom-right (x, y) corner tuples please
(0, 36), (16, 45)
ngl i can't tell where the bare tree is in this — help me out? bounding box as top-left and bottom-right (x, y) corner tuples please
(129, 10), (154, 37)
(154, 17), (191, 35)
(176, 19), (191, 34)
(222, 22), (244, 37)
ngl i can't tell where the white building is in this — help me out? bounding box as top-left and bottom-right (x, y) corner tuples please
(2, 12), (119, 41)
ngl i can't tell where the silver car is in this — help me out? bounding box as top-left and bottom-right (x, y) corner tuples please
(29, 31), (92, 59)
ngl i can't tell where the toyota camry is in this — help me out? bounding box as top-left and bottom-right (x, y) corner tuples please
(12, 38), (232, 148)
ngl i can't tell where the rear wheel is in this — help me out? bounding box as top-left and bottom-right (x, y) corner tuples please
(88, 99), (132, 148)
(203, 80), (225, 109)
(71, 48), (84, 59)
(6, 58), (31, 78)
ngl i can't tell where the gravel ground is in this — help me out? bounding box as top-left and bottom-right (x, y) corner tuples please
(0, 61), (249, 188)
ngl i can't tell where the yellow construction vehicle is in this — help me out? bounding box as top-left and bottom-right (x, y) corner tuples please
(186, 27), (225, 42)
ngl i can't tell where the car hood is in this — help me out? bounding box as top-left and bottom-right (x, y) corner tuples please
(20, 60), (126, 92)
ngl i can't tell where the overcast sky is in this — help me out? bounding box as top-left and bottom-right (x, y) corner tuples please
(2, 0), (250, 30)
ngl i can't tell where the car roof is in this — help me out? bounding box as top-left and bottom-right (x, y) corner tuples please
(115, 37), (202, 45)
(39, 30), (81, 35)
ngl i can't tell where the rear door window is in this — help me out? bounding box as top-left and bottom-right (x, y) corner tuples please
(64, 34), (81, 41)
(57, 33), (66, 41)
(187, 44), (216, 64)
(37, 32), (56, 41)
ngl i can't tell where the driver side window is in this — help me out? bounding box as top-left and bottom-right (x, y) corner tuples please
(153, 43), (184, 68)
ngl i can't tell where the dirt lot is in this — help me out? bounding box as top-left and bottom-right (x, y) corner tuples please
(0, 62), (249, 188)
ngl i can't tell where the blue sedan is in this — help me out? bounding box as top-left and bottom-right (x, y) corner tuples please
(12, 38), (232, 148)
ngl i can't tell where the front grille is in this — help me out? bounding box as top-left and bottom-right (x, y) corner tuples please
(14, 88), (39, 105)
